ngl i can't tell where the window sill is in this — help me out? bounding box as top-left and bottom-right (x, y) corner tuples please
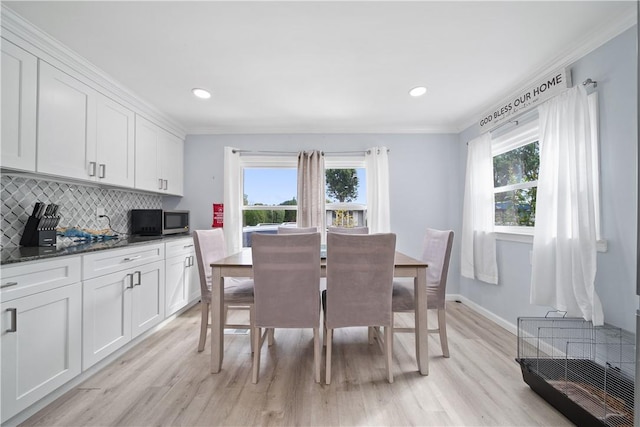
(495, 231), (608, 253)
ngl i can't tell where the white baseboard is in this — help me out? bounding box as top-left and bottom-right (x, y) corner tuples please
(446, 294), (517, 336)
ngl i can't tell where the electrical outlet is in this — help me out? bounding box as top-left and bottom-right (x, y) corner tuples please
(96, 207), (105, 221)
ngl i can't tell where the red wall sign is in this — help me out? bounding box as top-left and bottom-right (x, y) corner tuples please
(212, 203), (224, 228)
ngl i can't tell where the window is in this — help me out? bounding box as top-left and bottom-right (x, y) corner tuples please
(324, 157), (367, 228)
(484, 92), (602, 247)
(240, 156), (298, 246)
(492, 119), (539, 233)
(238, 154), (368, 246)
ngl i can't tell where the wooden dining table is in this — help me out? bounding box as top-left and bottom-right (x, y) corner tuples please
(210, 248), (429, 376)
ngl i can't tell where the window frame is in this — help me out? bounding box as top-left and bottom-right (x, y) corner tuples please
(240, 155), (298, 223)
(324, 155), (367, 213)
(237, 153), (369, 236)
(492, 119), (539, 235)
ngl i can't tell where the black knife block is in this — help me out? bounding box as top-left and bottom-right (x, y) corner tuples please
(20, 215), (59, 247)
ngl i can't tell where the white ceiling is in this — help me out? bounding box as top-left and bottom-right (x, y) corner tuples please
(4, 1), (637, 135)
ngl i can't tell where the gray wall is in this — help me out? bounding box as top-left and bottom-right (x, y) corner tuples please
(457, 25), (638, 332)
(167, 25), (637, 333)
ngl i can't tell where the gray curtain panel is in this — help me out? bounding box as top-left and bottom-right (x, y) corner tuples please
(296, 150), (325, 229)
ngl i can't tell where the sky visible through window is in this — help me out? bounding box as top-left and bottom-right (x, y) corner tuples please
(244, 168), (367, 206)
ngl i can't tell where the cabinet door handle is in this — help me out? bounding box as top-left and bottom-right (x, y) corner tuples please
(99, 164), (106, 179)
(163, 179), (168, 190)
(134, 271), (142, 286)
(183, 244), (194, 249)
(89, 161), (97, 177)
(1, 281), (18, 289)
(126, 273), (134, 289)
(158, 179), (164, 190)
(6, 308), (17, 332)
(123, 255), (142, 262)
(191, 255), (195, 266)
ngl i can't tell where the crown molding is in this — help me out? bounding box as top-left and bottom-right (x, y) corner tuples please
(454, 6), (638, 134)
(186, 124), (459, 135)
(0, 4), (186, 139)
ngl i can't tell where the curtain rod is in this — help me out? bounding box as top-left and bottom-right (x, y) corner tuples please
(232, 149), (389, 155)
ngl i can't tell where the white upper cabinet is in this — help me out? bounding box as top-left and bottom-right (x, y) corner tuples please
(1, 40), (37, 172)
(159, 130), (184, 196)
(95, 94), (135, 187)
(134, 115), (161, 192)
(135, 115), (184, 196)
(37, 60), (97, 181)
(38, 60), (136, 187)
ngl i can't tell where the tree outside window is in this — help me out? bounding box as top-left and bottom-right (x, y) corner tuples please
(493, 141), (539, 227)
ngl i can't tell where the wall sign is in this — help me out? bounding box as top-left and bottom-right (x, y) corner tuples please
(476, 67), (571, 134)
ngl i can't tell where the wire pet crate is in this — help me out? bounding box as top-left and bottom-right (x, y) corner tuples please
(517, 314), (635, 427)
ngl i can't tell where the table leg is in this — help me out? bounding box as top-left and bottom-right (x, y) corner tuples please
(414, 267), (429, 375)
(211, 266), (224, 373)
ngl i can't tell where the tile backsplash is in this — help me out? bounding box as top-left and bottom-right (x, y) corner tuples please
(1, 174), (162, 248)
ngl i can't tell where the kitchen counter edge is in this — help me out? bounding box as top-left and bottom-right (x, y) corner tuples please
(1, 234), (193, 265)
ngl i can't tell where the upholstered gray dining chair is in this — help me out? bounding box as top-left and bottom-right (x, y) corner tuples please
(193, 229), (255, 353)
(251, 232), (322, 383)
(327, 226), (369, 234)
(277, 226), (318, 234)
(324, 232), (397, 384)
(391, 228), (454, 358)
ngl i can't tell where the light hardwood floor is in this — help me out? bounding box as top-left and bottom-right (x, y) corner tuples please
(22, 302), (571, 426)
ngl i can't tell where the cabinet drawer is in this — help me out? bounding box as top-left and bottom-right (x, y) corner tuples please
(82, 243), (164, 280)
(165, 237), (195, 258)
(1, 257), (81, 302)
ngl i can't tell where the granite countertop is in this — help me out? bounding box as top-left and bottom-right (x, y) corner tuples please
(1, 234), (192, 265)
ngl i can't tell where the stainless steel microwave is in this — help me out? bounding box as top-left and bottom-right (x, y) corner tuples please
(130, 209), (190, 236)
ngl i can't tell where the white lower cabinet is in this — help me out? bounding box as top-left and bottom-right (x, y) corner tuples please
(165, 238), (198, 316)
(1, 241), (177, 422)
(82, 260), (165, 369)
(1, 282), (82, 423)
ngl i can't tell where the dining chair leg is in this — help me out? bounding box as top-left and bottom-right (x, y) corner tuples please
(323, 323), (327, 347)
(325, 329), (333, 385)
(438, 308), (450, 358)
(249, 305), (255, 354)
(267, 328), (275, 346)
(252, 326), (261, 384)
(368, 326), (374, 344)
(385, 325), (394, 383)
(198, 302), (209, 352)
(313, 327), (321, 383)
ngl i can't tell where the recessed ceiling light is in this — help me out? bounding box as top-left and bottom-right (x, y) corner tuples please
(192, 88), (211, 99)
(409, 86), (427, 97)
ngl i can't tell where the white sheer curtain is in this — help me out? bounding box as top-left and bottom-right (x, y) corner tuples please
(297, 150), (325, 229)
(530, 86), (603, 325)
(365, 147), (390, 233)
(223, 147), (242, 254)
(461, 133), (498, 284)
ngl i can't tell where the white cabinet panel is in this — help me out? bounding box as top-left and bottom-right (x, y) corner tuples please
(159, 131), (184, 196)
(134, 115), (161, 192)
(37, 60), (97, 180)
(1, 40), (37, 172)
(82, 270), (133, 369)
(82, 256), (164, 369)
(1, 257), (82, 303)
(82, 243), (163, 280)
(135, 115), (184, 196)
(1, 282), (82, 423)
(96, 94), (135, 187)
(131, 261), (165, 338)
(165, 238), (197, 316)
